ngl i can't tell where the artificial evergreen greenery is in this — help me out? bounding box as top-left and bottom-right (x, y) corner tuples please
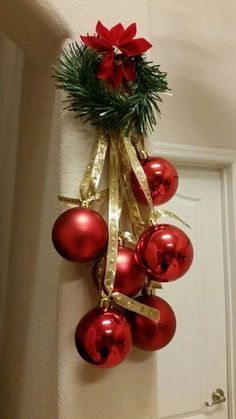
(53, 42), (168, 135)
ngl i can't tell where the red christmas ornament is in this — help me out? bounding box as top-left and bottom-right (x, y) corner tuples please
(75, 306), (132, 368)
(128, 294), (176, 351)
(131, 156), (178, 205)
(52, 207), (108, 262)
(136, 224), (193, 281)
(93, 246), (146, 297)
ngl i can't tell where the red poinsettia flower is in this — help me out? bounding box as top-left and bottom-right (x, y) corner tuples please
(81, 21), (152, 87)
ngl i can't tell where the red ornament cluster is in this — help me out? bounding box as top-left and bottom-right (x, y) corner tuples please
(52, 153), (193, 368)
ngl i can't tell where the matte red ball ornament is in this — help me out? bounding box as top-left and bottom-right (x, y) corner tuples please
(93, 246), (146, 297)
(52, 207), (108, 262)
(128, 294), (176, 351)
(131, 156), (178, 205)
(136, 224), (193, 282)
(75, 307), (132, 368)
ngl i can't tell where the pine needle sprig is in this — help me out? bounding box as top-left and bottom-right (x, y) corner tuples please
(53, 43), (169, 135)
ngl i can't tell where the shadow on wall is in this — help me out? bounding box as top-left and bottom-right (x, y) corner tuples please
(0, 2), (70, 418)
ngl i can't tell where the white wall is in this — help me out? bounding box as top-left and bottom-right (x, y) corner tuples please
(150, 0), (236, 149)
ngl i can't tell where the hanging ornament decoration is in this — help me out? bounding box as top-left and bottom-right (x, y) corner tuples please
(52, 21), (194, 368)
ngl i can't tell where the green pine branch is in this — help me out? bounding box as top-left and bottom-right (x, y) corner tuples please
(53, 42), (169, 135)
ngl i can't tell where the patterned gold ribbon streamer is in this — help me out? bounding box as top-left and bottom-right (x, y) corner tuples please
(122, 135), (154, 212)
(80, 130), (108, 204)
(112, 292), (160, 321)
(118, 139), (145, 239)
(103, 136), (121, 296)
(131, 132), (147, 160)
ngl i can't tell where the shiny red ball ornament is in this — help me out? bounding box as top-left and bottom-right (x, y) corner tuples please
(128, 294), (176, 351)
(136, 224), (193, 282)
(75, 306), (132, 368)
(131, 156), (178, 205)
(52, 207), (108, 262)
(93, 246), (146, 297)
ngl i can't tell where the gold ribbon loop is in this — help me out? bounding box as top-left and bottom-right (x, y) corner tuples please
(80, 130), (108, 202)
(112, 292), (160, 321)
(150, 209), (191, 229)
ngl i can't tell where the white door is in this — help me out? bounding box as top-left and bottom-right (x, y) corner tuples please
(157, 165), (228, 418)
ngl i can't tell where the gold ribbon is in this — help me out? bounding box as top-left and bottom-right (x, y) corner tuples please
(80, 130), (108, 204)
(103, 136), (121, 296)
(118, 139), (146, 239)
(58, 189), (108, 206)
(150, 209), (191, 229)
(122, 135), (154, 212)
(119, 230), (136, 246)
(112, 292), (160, 321)
(57, 131), (108, 207)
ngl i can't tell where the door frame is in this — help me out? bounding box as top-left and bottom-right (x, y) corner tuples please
(151, 141), (236, 419)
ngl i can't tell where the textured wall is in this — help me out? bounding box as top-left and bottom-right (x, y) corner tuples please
(0, 33), (23, 363)
(150, 0), (236, 149)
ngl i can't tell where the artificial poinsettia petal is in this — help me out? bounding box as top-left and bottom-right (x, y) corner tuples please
(110, 64), (123, 87)
(120, 23), (137, 42)
(122, 59), (136, 81)
(120, 37), (152, 56)
(97, 51), (114, 79)
(96, 21), (112, 43)
(110, 23), (125, 44)
(80, 36), (113, 52)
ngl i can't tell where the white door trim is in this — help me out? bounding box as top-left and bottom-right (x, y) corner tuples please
(151, 142), (236, 419)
